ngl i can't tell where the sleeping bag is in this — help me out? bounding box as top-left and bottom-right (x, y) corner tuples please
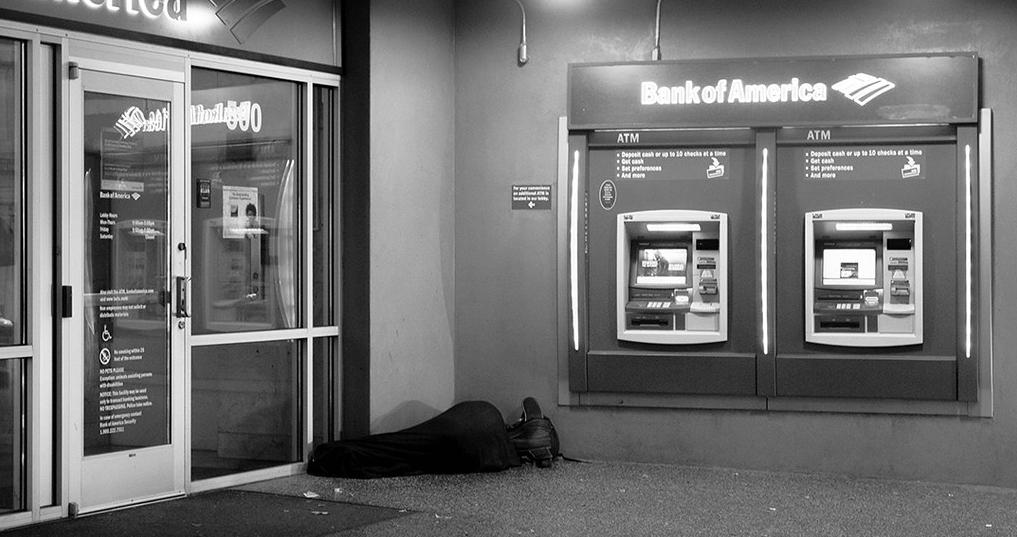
(307, 401), (521, 478)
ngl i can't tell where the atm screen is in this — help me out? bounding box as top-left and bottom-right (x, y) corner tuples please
(634, 246), (688, 286)
(821, 248), (877, 286)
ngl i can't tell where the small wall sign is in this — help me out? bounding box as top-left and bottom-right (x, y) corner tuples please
(512, 184), (552, 210)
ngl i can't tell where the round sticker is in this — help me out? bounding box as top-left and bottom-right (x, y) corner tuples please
(599, 180), (617, 210)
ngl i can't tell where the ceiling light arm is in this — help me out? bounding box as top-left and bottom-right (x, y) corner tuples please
(652, 0), (662, 61)
(514, 0), (528, 65)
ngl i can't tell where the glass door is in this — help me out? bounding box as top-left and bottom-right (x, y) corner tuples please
(66, 67), (186, 513)
(187, 67), (303, 483)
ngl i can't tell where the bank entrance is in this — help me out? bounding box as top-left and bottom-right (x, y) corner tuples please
(0, 18), (341, 526)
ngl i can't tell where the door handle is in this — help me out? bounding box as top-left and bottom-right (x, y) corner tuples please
(61, 285), (73, 318)
(175, 276), (190, 318)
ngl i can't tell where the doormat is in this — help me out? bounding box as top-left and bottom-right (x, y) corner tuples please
(3, 489), (410, 537)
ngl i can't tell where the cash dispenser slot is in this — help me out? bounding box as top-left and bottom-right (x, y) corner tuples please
(816, 316), (865, 332)
(628, 314), (675, 330)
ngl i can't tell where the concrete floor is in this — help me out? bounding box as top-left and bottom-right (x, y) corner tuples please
(6, 460), (1017, 536)
(237, 460), (1017, 536)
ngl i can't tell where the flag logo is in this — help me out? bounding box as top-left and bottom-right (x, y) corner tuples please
(832, 73), (896, 106)
(209, 0), (286, 44)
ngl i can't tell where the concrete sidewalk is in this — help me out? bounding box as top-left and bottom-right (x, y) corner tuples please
(5, 460), (1017, 536)
(238, 460), (1017, 536)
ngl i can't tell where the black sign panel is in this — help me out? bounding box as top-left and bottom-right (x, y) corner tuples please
(568, 54), (978, 129)
(512, 184), (552, 210)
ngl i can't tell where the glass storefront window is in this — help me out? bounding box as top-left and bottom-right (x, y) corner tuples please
(190, 68), (301, 334)
(312, 337), (337, 445)
(0, 38), (24, 347)
(0, 359), (24, 513)
(191, 340), (301, 480)
(313, 86), (335, 327)
(0, 35), (26, 516)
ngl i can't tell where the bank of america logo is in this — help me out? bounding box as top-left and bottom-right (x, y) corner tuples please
(209, 0), (286, 44)
(832, 73), (896, 106)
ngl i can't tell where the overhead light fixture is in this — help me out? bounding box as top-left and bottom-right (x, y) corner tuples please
(645, 222), (701, 232)
(652, 0), (663, 61)
(513, 0), (528, 65)
(834, 222), (893, 231)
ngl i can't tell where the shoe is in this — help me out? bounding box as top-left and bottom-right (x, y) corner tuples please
(507, 397), (560, 468)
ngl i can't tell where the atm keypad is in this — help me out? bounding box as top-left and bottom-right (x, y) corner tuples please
(632, 296), (690, 309)
(815, 301), (881, 312)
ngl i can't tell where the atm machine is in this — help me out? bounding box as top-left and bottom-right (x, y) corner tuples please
(805, 208), (922, 347)
(617, 209), (727, 345)
(201, 217), (276, 331)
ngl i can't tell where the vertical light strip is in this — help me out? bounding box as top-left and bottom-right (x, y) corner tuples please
(761, 148), (769, 355)
(570, 150), (581, 351)
(965, 144), (973, 358)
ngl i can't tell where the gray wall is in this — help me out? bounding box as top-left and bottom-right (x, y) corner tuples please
(368, 0), (456, 433)
(361, 0), (1017, 486)
(449, 0), (1017, 487)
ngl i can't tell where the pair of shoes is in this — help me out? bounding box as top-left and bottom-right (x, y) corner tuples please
(506, 397), (560, 468)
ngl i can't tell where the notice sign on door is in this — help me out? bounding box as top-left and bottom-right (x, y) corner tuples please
(222, 185), (261, 239)
(83, 94), (171, 456)
(512, 184), (552, 210)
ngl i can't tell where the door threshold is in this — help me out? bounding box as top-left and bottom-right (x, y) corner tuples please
(70, 491), (186, 518)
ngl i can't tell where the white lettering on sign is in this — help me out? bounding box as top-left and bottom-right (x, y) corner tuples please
(62, 0), (188, 22)
(114, 100), (264, 138)
(114, 106), (169, 138)
(190, 101), (264, 133)
(641, 78), (828, 106)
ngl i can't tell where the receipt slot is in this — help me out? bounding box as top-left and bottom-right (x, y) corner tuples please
(805, 208), (922, 347)
(617, 210), (727, 345)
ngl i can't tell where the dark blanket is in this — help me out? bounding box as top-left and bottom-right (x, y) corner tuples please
(308, 401), (521, 478)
